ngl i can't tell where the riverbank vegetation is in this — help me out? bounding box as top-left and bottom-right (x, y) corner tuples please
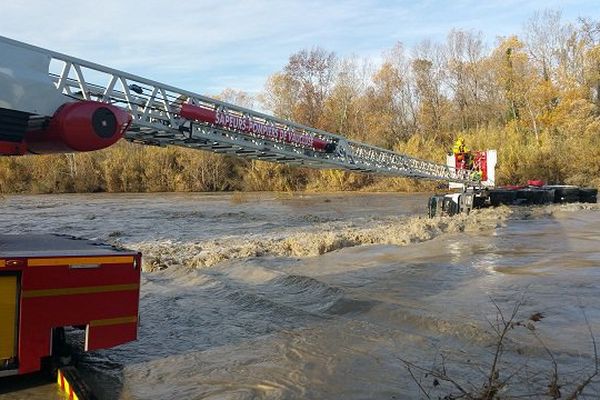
(1, 10), (599, 194)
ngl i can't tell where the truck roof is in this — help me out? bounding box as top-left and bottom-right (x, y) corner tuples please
(0, 234), (137, 258)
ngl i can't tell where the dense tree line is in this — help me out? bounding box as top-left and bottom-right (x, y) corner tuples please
(1, 10), (599, 193)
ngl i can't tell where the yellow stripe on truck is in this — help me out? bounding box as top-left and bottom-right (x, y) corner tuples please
(27, 255), (134, 267)
(90, 315), (138, 327)
(0, 276), (18, 361)
(22, 283), (139, 298)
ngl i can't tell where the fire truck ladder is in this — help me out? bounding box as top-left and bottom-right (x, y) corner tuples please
(0, 36), (474, 184)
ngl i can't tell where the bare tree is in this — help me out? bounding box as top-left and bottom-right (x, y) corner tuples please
(398, 299), (600, 399)
(444, 29), (487, 130)
(284, 47), (337, 127)
(214, 88), (255, 109)
(525, 9), (567, 82)
(412, 40), (448, 138)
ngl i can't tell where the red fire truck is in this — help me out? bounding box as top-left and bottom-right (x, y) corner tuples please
(0, 235), (141, 377)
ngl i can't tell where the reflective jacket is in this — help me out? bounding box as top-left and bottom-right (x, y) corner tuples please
(452, 140), (469, 154)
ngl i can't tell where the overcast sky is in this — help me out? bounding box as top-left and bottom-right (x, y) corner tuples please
(1, 1), (598, 96)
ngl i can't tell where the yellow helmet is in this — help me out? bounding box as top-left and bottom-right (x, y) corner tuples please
(458, 137), (465, 143)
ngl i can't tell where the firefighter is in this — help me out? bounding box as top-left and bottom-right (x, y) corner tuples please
(452, 137), (472, 169)
(452, 137), (468, 155)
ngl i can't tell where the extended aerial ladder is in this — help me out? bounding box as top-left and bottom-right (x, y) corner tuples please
(0, 35), (489, 383)
(0, 35), (476, 184)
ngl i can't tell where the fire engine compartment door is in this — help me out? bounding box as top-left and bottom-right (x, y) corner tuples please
(0, 275), (18, 361)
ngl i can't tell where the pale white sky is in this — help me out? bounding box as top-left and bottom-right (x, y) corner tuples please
(1, 0), (598, 96)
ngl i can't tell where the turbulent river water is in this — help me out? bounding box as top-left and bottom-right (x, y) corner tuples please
(1, 192), (600, 399)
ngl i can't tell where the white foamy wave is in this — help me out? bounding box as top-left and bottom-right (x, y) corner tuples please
(133, 206), (511, 271)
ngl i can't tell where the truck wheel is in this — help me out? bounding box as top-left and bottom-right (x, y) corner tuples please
(553, 187), (580, 203)
(489, 190), (516, 206)
(579, 188), (598, 203)
(516, 189), (546, 204)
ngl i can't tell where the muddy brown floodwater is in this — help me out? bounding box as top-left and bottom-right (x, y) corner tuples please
(1, 192), (599, 399)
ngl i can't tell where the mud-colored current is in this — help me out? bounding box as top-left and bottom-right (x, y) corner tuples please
(1, 192), (599, 399)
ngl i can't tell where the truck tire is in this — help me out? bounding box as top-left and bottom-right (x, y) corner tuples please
(489, 190), (516, 206)
(517, 189), (554, 205)
(473, 195), (487, 208)
(428, 195), (445, 218)
(542, 189), (555, 204)
(553, 187), (580, 203)
(579, 188), (598, 203)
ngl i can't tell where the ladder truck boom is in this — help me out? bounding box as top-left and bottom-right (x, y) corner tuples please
(0, 35), (473, 184)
